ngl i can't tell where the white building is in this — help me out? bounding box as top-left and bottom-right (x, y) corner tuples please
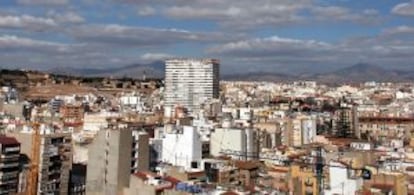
(210, 126), (257, 160)
(289, 118), (302, 147)
(161, 126), (202, 170)
(164, 59), (220, 116)
(192, 113), (216, 142)
(239, 107), (253, 121)
(324, 161), (363, 195)
(83, 111), (120, 132)
(301, 117), (317, 145)
(282, 115), (317, 147)
(120, 93), (149, 113)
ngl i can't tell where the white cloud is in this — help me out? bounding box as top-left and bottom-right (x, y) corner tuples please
(392, 1), (414, 16)
(207, 33), (414, 73)
(0, 15), (57, 31)
(17, 0), (69, 6)
(47, 11), (85, 23)
(140, 53), (173, 61)
(382, 25), (414, 35)
(0, 35), (127, 70)
(115, 0), (382, 29)
(70, 24), (244, 46)
(0, 35), (73, 53)
(311, 6), (381, 24)
(166, 6), (242, 20)
(164, 0), (310, 29)
(208, 36), (332, 57)
(137, 6), (156, 16)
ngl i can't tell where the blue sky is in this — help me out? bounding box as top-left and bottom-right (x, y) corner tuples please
(0, 0), (414, 74)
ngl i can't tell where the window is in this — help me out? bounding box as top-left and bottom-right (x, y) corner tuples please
(191, 161), (198, 169)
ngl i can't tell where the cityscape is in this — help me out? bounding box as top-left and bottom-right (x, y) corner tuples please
(1, 0), (414, 195)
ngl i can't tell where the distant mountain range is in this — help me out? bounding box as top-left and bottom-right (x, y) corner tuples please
(225, 63), (414, 83)
(48, 61), (165, 79)
(47, 62), (414, 83)
(223, 72), (295, 82)
(309, 63), (405, 83)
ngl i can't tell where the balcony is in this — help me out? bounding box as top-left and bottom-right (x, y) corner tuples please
(3, 147), (20, 153)
(0, 171), (19, 178)
(0, 189), (15, 195)
(0, 154), (19, 159)
(0, 162), (19, 168)
(48, 174), (60, 181)
(51, 138), (64, 145)
(0, 178), (18, 185)
(49, 156), (61, 162)
(48, 167), (62, 175)
(0, 156), (19, 163)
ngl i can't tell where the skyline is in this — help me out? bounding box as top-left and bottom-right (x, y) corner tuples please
(0, 0), (414, 74)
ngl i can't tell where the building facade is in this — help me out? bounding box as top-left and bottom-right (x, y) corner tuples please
(210, 127), (258, 160)
(161, 126), (202, 170)
(10, 131), (73, 195)
(0, 136), (21, 194)
(164, 59), (220, 116)
(86, 127), (132, 195)
(131, 131), (149, 173)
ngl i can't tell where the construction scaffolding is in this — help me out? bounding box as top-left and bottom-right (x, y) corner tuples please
(336, 106), (352, 138)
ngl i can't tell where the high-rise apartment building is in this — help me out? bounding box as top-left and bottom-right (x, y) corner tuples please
(0, 136), (21, 194)
(86, 126), (132, 195)
(164, 59), (220, 116)
(0, 96), (4, 112)
(10, 130), (73, 195)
